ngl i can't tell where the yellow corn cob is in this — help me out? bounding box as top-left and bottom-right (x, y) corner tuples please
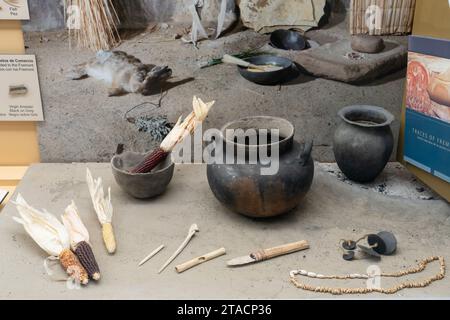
(102, 222), (116, 254)
(59, 249), (89, 285)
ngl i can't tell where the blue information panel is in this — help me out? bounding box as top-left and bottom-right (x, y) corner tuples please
(404, 36), (450, 183)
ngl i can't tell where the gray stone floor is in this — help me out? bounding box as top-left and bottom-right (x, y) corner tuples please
(0, 163), (449, 299)
(25, 19), (407, 163)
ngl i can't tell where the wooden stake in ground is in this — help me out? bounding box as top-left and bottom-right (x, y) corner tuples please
(65, 0), (121, 51)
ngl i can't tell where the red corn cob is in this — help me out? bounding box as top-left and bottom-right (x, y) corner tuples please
(131, 147), (169, 173)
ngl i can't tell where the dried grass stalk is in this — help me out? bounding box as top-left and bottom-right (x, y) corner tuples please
(350, 0), (416, 35)
(65, 0), (121, 51)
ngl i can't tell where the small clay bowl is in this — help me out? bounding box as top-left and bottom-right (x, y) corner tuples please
(238, 55), (294, 85)
(270, 29), (307, 51)
(111, 151), (174, 199)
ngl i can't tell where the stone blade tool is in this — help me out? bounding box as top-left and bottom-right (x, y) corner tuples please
(227, 240), (309, 267)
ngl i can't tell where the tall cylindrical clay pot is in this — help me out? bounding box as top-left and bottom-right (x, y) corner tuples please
(207, 116), (314, 218)
(333, 105), (395, 183)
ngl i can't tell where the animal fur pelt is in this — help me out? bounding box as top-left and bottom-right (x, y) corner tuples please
(67, 51), (172, 96)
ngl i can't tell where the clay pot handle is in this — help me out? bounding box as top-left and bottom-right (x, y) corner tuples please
(299, 140), (313, 166)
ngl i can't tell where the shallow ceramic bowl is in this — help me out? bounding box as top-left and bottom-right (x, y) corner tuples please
(111, 151), (174, 199)
(238, 55), (294, 85)
(270, 29), (307, 51)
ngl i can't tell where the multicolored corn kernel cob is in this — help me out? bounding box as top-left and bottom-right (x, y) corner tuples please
(102, 222), (116, 254)
(59, 248), (89, 285)
(130, 147), (169, 173)
(74, 241), (101, 281)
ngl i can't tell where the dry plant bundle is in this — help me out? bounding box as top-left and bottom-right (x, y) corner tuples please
(131, 96), (215, 173)
(65, 0), (121, 51)
(350, 0), (416, 35)
(12, 194), (89, 285)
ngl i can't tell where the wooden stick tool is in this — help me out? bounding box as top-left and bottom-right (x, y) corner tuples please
(158, 224), (199, 274)
(175, 248), (226, 273)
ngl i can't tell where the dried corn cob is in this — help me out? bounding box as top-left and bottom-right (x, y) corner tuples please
(62, 201), (101, 280)
(130, 147), (169, 173)
(130, 96), (215, 173)
(74, 241), (101, 281)
(12, 194), (89, 285)
(59, 248), (89, 285)
(86, 168), (116, 254)
(102, 222), (116, 254)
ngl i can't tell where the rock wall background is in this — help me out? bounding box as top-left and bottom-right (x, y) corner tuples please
(23, 0), (350, 32)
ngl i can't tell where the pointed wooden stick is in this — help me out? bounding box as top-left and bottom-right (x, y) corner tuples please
(138, 245), (165, 267)
(158, 224), (199, 274)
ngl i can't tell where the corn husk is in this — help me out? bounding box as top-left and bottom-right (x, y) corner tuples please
(12, 194), (70, 257)
(12, 195), (89, 284)
(86, 169), (113, 225)
(160, 96), (215, 152)
(61, 201), (90, 249)
(86, 168), (116, 253)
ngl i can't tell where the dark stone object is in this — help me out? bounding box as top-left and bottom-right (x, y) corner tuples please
(343, 251), (355, 261)
(270, 29), (307, 51)
(342, 240), (357, 251)
(207, 116), (314, 218)
(351, 35), (385, 54)
(238, 55), (295, 85)
(357, 244), (381, 258)
(111, 151), (174, 199)
(368, 231), (397, 255)
(333, 105), (394, 183)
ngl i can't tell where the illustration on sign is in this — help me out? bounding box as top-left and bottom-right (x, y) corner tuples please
(0, 55), (44, 121)
(404, 36), (450, 183)
(0, 0), (29, 20)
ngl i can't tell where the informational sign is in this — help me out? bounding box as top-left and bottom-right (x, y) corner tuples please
(404, 36), (450, 183)
(0, 0), (29, 20)
(0, 55), (44, 121)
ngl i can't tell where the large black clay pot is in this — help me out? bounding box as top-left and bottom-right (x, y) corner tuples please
(207, 116), (314, 218)
(333, 105), (395, 183)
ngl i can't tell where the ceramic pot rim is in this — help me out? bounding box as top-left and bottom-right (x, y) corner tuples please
(111, 152), (174, 176)
(220, 116), (295, 150)
(338, 105), (395, 128)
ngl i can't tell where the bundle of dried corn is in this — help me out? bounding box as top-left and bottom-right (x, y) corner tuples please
(12, 194), (89, 285)
(131, 96), (215, 174)
(65, 0), (121, 51)
(62, 201), (101, 281)
(350, 0), (416, 35)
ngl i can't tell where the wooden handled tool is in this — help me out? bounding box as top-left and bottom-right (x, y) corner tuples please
(227, 240), (309, 266)
(175, 248), (226, 273)
(222, 54), (281, 72)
